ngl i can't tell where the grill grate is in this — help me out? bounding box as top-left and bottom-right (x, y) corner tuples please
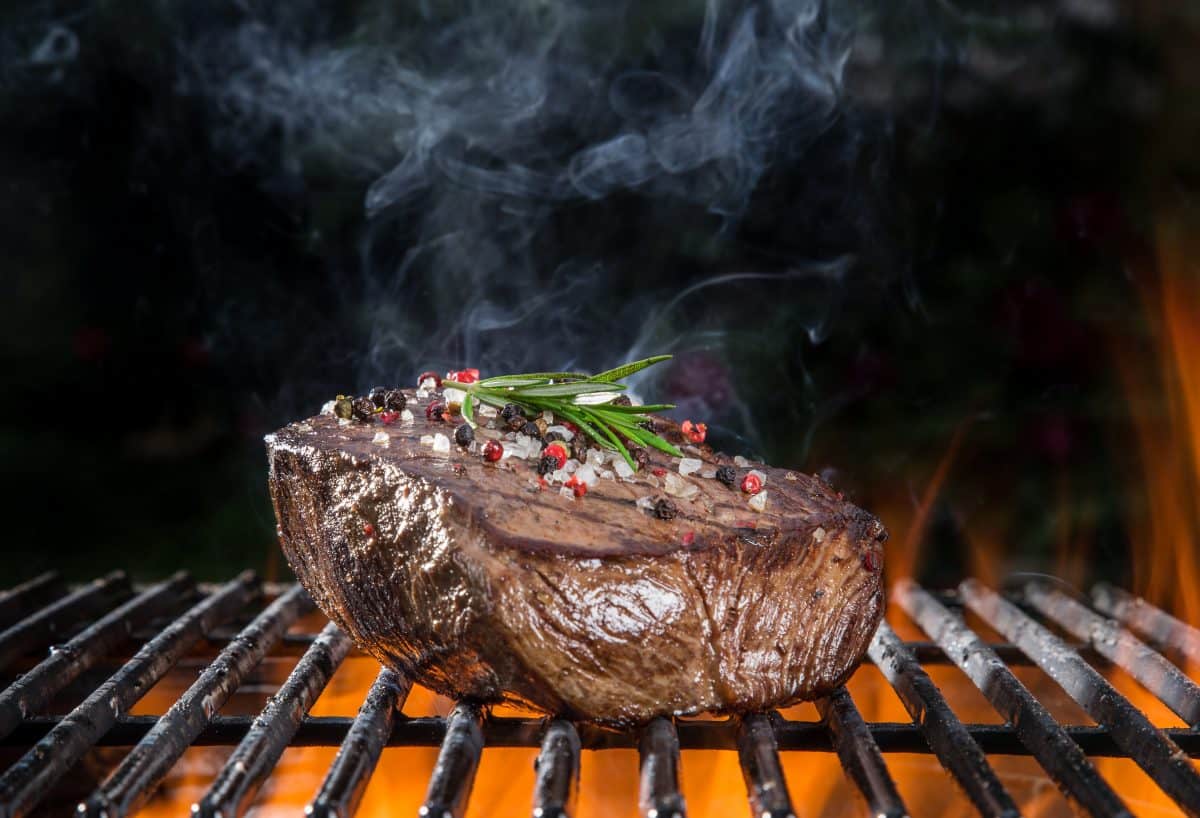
(0, 572), (1196, 818)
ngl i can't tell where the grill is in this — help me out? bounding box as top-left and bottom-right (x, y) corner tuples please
(0, 570), (1197, 818)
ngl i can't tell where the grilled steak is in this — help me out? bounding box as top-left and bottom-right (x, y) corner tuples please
(267, 389), (886, 723)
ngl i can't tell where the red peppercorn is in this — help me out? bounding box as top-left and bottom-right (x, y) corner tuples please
(446, 368), (480, 384)
(543, 443), (568, 469)
(416, 370), (442, 388)
(681, 531), (696, 546)
(741, 473), (763, 495)
(363, 523), (375, 537)
(379, 410), (400, 425)
(482, 440), (503, 462)
(652, 467), (666, 477)
(573, 482), (588, 498)
(680, 420), (707, 444)
(425, 401), (446, 421)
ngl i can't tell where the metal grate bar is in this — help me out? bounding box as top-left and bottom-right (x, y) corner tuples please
(1023, 581), (1200, 727)
(533, 720), (581, 818)
(961, 579), (1200, 816)
(8, 712), (1200, 755)
(894, 580), (1131, 818)
(735, 714), (795, 818)
(195, 621), (352, 818)
(419, 702), (484, 818)
(816, 687), (908, 818)
(0, 573), (63, 629)
(0, 571), (129, 671)
(79, 583), (313, 818)
(0, 573), (257, 818)
(639, 717), (687, 818)
(0, 571), (193, 742)
(307, 666), (413, 818)
(869, 621), (1020, 818)
(1090, 582), (1200, 669)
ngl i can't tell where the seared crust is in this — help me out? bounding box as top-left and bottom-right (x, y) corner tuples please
(267, 390), (886, 723)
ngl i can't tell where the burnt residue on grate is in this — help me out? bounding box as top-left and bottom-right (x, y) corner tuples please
(0, 572), (1195, 818)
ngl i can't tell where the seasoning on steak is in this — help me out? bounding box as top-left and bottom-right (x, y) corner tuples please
(266, 389), (886, 723)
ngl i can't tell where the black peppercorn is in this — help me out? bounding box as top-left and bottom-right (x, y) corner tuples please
(545, 431), (565, 443)
(425, 400), (446, 421)
(631, 446), (649, 470)
(654, 498), (678, 520)
(334, 398), (354, 420)
(369, 387), (387, 407)
(351, 396), (375, 421)
(384, 389), (407, 412)
(571, 437), (589, 463)
(611, 395), (633, 406)
(501, 403), (524, 424)
(537, 454), (559, 476)
(454, 423), (475, 447)
(520, 421), (543, 441)
(716, 465), (737, 489)
(639, 420), (655, 433)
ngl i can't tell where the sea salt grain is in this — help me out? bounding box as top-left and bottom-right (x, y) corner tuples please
(635, 495), (656, 511)
(372, 431), (390, 447)
(699, 466), (717, 479)
(734, 455), (750, 467)
(678, 457), (702, 476)
(748, 490), (768, 512)
(320, 400), (336, 416)
(664, 472), (700, 500)
(587, 449), (605, 467)
(419, 435), (435, 447)
(432, 434), (451, 454)
(614, 460), (635, 480)
(574, 464), (598, 486)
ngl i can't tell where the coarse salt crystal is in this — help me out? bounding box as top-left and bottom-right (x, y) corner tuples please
(546, 424), (574, 441)
(478, 404), (498, 418)
(559, 487), (574, 499)
(320, 400), (336, 416)
(337, 418), (352, 428)
(295, 422), (313, 433)
(614, 460), (635, 479)
(644, 474), (661, 488)
(575, 464), (598, 486)
(599, 469), (615, 481)
(664, 472), (700, 500)
(812, 527), (826, 543)
(635, 495), (656, 511)
(734, 455), (750, 467)
(678, 457), (702, 476)
(542, 411), (554, 423)
(419, 435), (435, 446)
(748, 490), (768, 512)
(785, 472), (798, 481)
(432, 434), (451, 454)
(443, 387), (466, 405)
(400, 409), (414, 423)
(699, 466), (717, 479)
(372, 431), (390, 447)
(587, 449), (605, 467)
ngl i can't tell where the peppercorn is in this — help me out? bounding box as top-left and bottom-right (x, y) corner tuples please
(425, 401), (446, 421)
(520, 421), (543, 441)
(741, 473), (763, 495)
(482, 439), (503, 462)
(546, 431), (565, 443)
(537, 455), (558, 476)
(416, 371), (442, 388)
(384, 389), (407, 412)
(681, 420), (708, 444)
(334, 398), (354, 420)
(542, 443), (568, 469)
(611, 395), (632, 406)
(631, 446), (649, 470)
(571, 437), (589, 462)
(654, 498), (678, 520)
(639, 420), (655, 433)
(369, 387), (387, 408)
(454, 423), (475, 447)
(501, 403), (524, 424)
(716, 465), (737, 489)
(351, 397), (375, 421)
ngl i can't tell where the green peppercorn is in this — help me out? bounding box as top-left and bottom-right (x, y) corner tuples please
(334, 398), (354, 420)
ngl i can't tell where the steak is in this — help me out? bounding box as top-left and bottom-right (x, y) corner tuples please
(267, 389), (886, 723)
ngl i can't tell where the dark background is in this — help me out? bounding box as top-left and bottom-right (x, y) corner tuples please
(2, 0), (1197, 588)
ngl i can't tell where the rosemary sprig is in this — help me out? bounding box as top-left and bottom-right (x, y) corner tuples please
(442, 355), (682, 469)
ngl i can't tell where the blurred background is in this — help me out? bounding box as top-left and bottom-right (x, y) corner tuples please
(1, 0), (1197, 613)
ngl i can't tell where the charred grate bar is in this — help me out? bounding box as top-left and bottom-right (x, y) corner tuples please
(0, 572), (1195, 818)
